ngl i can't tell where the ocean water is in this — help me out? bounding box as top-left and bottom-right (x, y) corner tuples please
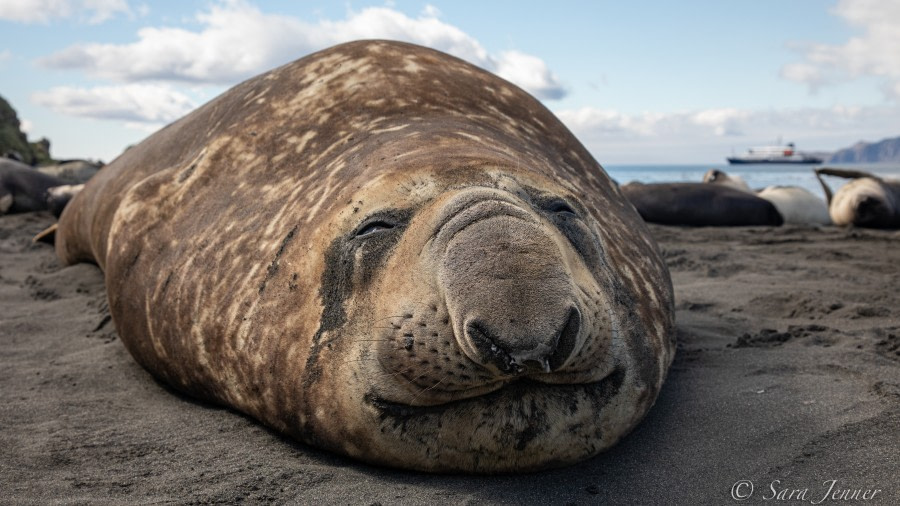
(602, 163), (900, 199)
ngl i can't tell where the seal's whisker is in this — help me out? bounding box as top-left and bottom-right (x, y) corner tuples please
(409, 375), (449, 404)
(363, 366), (417, 385)
(332, 360), (411, 384)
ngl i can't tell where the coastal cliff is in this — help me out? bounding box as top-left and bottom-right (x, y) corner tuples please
(828, 136), (900, 163)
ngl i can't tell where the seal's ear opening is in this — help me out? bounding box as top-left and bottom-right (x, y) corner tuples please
(33, 223), (58, 245)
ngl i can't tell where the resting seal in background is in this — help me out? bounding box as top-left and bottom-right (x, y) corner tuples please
(702, 169), (753, 193)
(703, 169), (831, 225)
(55, 40), (675, 473)
(0, 158), (80, 216)
(815, 167), (900, 228)
(621, 181), (784, 226)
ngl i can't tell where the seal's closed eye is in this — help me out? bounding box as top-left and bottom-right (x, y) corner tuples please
(547, 200), (577, 217)
(356, 220), (395, 237)
(353, 208), (413, 239)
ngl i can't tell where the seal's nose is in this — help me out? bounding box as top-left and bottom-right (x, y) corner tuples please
(436, 195), (583, 376)
(855, 195), (890, 227)
(465, 308), (580, 374)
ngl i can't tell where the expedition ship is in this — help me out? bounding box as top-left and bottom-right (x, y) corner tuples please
(727, 142), (823, 164)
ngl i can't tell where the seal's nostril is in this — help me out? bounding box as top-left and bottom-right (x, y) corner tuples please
(465, 308), (580, 375)
(465, 321), (518, 374)
(549, 308), (580, 371)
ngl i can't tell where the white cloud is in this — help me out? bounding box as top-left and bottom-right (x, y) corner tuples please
(781, 0), (900, 100)
(883, 80), (900, 101)
(31, 84), (195, 125)
(558, 105), (893, 141)
(555, 104), (900, 163)
(690, 108), (750, 136)
(779, 62), (826, 92)
(495, 51), (566, 100)
(555, 108), (660, 137)
(19, 119), (33, 134)
(0, 0), (71, 23)
(39, 1), (566, 100)
(0, 0), (130, 24)
(421, 5), (440, 18)
(82, 0), (131, 24)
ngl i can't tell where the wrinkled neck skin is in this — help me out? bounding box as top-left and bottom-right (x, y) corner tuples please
(280, 139), (674, 472)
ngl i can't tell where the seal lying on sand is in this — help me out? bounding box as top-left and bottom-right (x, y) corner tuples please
(815, 168), (900, 228)
(621, 181), (784, 226)
(703, 169), (830, 225)
(1, 158), (80, 216)
(37, 160), (102, 185)
(702, 169), (753, 193)
(55, 40), (675, 473)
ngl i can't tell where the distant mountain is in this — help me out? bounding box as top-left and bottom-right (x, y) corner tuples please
(827, 136), (900, 163)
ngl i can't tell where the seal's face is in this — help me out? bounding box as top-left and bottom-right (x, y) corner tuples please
(303, 165), (665, 472)
(831, 178), (898, 228)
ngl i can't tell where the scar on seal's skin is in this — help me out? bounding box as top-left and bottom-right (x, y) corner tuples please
(259, 225), (299, 295)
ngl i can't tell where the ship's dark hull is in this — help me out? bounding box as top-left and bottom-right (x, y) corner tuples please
(727, 157), (823, 165)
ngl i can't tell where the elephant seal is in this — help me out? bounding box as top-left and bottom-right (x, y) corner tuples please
(702, 169), (752, 192)
(756, 186), (830, 225)
(37, 159), (102, 185)
(0, 158), (75, 216)
(621, 181), (784, 226)
(703, 169), (831, 225)
(45, 184), (85, 218)
(55, 40), (675, 473)
(815, 167), (900, 228)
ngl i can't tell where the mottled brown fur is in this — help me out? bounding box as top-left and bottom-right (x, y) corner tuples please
(56, 40), (674, 472)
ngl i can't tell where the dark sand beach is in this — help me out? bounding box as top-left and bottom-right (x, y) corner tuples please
(1, 211), (898, 504)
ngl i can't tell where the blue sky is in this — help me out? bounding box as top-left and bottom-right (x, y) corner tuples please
(1, 0), (898, 163)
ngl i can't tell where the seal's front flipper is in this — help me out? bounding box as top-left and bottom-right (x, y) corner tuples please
(815, 167), (879, 180)
(814, 170), (835, 204)
(33, 223), (58, 244)
(814, 167), (881, 205)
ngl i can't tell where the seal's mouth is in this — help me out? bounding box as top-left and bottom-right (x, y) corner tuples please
(366, 368), (625, 420)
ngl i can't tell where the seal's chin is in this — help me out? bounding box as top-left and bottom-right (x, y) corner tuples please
(366, 367), (625, 420)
